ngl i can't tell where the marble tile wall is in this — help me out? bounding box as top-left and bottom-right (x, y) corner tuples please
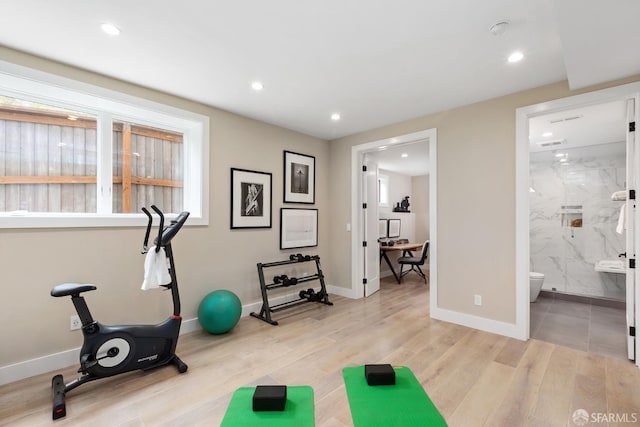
(530, 142), (626, 300)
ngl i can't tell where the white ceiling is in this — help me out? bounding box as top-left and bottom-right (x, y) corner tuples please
(366, 141), (429, 177)
(0, 1), (638, 140)
(529, 100), (627, 153)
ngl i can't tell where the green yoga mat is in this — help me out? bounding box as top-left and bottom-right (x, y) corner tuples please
(342, 366), (447, 427)
(221, 386), (314, 427)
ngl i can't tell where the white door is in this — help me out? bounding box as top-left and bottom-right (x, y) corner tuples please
(363, 155), (380, 297)
(626, 98), (637, 361)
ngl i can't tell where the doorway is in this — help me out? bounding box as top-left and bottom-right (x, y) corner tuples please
(515, 82), (640, 366)
(350, 128), (438, 311)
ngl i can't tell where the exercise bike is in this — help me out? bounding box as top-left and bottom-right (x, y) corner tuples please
(50, 206), (189, 420)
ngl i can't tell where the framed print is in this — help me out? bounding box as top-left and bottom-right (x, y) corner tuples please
(378, 219), (388, 238)
(284, 150), (315, 204)
(230, 168), (272, 229)
(388, 219), (401, 238)
(280, 208), (318, 249)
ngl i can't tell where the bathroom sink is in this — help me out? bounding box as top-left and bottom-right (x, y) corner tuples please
(595, 260), (626, 274)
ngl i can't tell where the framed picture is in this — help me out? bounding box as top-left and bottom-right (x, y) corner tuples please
(378, 219), (388, 238)
(230, 168), (272, 229)
(280, 208), (318, 249)
(284, 150), (315, 204)
(388, 219), (401, 238)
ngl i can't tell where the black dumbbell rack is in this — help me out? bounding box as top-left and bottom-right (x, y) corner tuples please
(250, 255), (333, 325)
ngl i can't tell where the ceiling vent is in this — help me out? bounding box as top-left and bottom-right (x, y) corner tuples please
(549, 115), (583, 124)
(537, 139), (566, 147)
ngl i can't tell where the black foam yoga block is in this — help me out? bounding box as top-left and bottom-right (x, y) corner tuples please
(252, 385), (287, 411)
(365, 364), (396, 385)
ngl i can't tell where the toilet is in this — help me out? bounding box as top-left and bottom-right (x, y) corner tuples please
(529, 272), (545, 302)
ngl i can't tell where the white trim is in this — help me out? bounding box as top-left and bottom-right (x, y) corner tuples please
(351, 129), (437, 301)
(0, 291), (349, 385)
(0, 60), (209, 228)
(430, 306), (522, 339)
(0, 316), (202, 386)
(327, 284), (360, 299)
(516, 82), (640, 357)
(428, 131), (438, 317)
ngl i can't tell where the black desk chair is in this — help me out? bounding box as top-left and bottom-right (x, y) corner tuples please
(398, 241), (429, 283)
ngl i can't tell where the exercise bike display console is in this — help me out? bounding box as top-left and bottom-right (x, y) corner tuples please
(49, 206), (189, 420)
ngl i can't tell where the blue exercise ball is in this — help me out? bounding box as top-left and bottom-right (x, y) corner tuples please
(198, 290), (242, 334)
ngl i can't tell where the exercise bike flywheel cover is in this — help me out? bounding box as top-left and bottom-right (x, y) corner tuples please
(96, 338), (131, 368)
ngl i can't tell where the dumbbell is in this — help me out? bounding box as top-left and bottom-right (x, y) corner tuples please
(283, 277), (297, 286)
(274, 275), (298, 286)
(309, 290), (325, 302)
(299, 288), (315, 300)
(289, 253), (312, 262)
(273, 275), (288, 284)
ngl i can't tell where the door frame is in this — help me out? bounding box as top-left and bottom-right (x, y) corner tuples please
(350, 128), (437, 306)
(515, 82), (640, 367)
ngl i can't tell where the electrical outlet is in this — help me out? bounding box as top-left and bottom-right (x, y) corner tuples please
(474, 294), (482, 306)
(70, 315), (81, 331)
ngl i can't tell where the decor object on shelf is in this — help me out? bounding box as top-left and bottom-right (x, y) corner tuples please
(230, 168), (272, 229)
(392, 196), (411, 212)
(284, 150), (315, 204)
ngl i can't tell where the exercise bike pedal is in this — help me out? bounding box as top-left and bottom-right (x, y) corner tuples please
(79, 354), (97, 372)
(51, 374), (66, 420)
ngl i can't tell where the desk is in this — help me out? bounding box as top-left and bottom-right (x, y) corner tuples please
(380, 243), (423, 283)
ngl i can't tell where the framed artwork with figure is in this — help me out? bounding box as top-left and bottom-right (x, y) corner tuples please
(284, 150), (315, 204)
(230, 168), (272, 229)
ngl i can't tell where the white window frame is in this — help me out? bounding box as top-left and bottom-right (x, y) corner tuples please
(0, 61), (209, 228)
(378, 174), (390, 208)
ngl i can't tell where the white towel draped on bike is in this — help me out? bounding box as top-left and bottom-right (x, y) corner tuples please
(141, 247), (172, 290)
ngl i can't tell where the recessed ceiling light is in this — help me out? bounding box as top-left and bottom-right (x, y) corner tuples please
(101, 23), (120, 36)
(378, 145), (388, 150)
(555, 152), (565, 157)
(401, 153), (409, 158)
(251, 81), (263, 91)
(508, 51), (524, 63)
(559, 158), (567, 162)
(542, 131), (553, 137)
(331, 113), (341, 121)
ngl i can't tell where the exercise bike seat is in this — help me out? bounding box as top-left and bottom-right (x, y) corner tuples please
(51, 283), (97, 297)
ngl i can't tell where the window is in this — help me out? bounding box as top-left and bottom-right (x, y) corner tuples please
(378, 174), (389, 208)
(0, 62), (208, 227)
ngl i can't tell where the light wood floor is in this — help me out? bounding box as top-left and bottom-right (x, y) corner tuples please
(1, 275), (639, 427)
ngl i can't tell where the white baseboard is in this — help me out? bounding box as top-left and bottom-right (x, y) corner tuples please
(430, 306), (525, 340)
(0, 285), (356, 386)
(0, 317), (204, 386)
(327, 283), (359, 299)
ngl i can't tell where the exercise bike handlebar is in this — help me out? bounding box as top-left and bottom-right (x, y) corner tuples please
(141, 206), (190, 253)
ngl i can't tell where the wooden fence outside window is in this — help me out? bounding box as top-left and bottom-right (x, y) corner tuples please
(0, 107), (183, 214)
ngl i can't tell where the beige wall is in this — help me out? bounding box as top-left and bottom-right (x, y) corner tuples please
(412, 175), (429, 243)
(328, 74), (640, 324)
(0, 47), (329, 367)
(2, 44), (639, 371)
